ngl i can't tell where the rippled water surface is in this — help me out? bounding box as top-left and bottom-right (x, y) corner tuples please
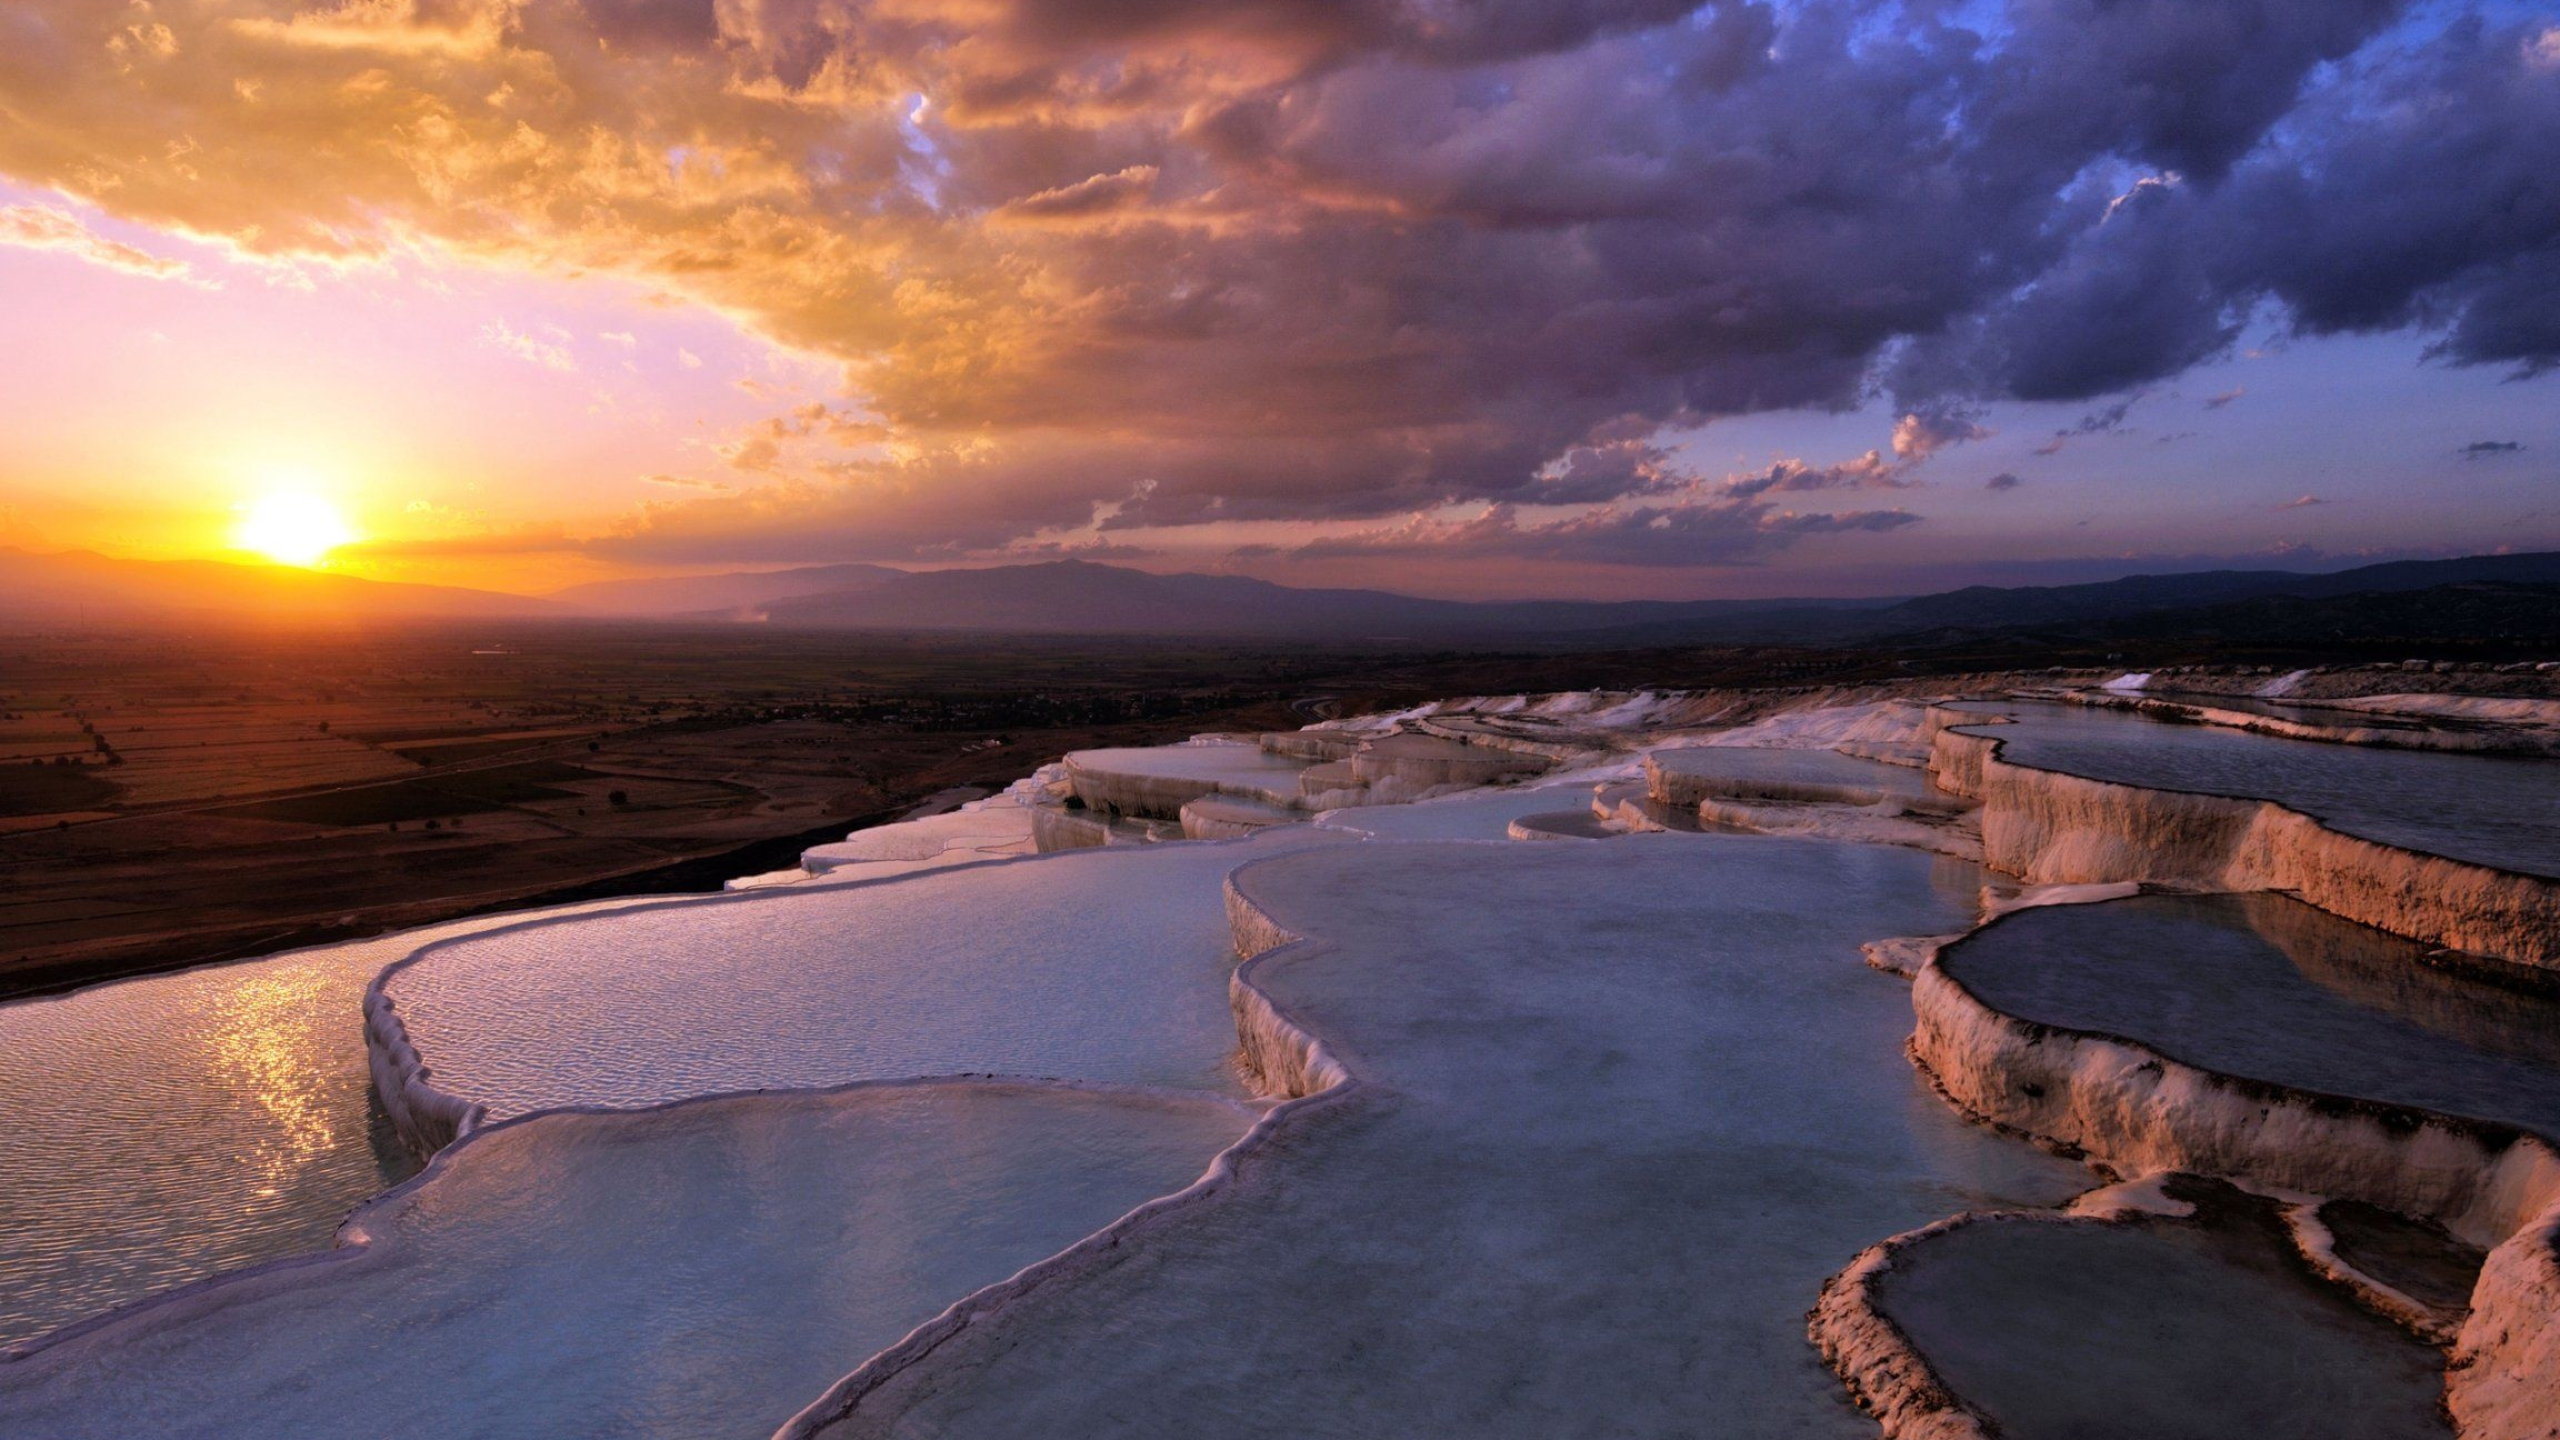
(0, 894), (695, 1349)
(0, 1084), (1247, 1440)
(1956, 702), (2560, 876)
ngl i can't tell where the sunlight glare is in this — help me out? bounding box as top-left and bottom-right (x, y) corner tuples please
(236, 491), (355, 568)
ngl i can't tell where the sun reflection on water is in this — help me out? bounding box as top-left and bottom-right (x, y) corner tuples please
(206, 963), (343, 1195)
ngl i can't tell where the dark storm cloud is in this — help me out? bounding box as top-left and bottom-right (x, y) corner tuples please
(5, 0), (2554, 566)
(1904, 16), (2560, 403)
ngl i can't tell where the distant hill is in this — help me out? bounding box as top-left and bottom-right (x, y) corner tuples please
(760, 560), (1877, 638)
(549, 563), (904, 617)
(755, 552), (2560, 644)
(0, 548), (561, 628)
(7, 545), (2552, 647)
(1846, 552), (2560, 638)
(2084, 580), (2560, 651)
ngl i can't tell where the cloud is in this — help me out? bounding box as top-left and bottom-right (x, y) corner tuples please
(1524, 441), (1690, 504)
(1890, 408), (1992, 462)
(1901, 17), (2560, 398)
(2203, 387), (2246, 410)
(0, 203), (206, 285)
(0, 0), (2550, 566)
(1722, 451), (1908, 498)
(754, 402), (890, 445)
(2067, 399), (2141, 435)
(988, 536), (1161, 559)
(479, 320), (575, 371)
(2028, 395), (2145, 455)
(640, 473), (733, 492)
(2461, 440), (2524, 457)
(995, 166), (1162, 226)
(2275, 493), (2327, 509)
(1984, 472), (2023, 492)
(1286, 479), (1922, 571)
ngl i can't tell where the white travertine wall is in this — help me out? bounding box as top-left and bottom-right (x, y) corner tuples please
(1257, 732), (1361, 763)
(1063, 758), (1302, 818)
(1909, 958), (2560, 1440)
(1029, 806), (1111, 852)
(2455, 1206), (2560, 1440)
(1809, 1212), (2020, 1440)
(1179, 797), (1295, 841)
(1349, 734), (1548, 791)
(1927, 714), (2560, 970)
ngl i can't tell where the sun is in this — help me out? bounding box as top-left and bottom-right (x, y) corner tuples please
(236, 491), (356, 568)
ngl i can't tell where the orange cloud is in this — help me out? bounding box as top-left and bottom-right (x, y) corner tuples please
(0, 203), (208, 285)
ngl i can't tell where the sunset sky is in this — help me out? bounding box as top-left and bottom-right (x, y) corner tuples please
(1, 0), (2554, 601)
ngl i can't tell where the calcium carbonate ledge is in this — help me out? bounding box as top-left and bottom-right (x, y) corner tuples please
(1907, 934), (2560, 1440)
(1645, 748), (1968, 815)
(1060, 744), (1311, 819)
(1813, 1207), (2087, 1440)
(1923, 707), (2560, 970)
(1812, 1176), (2461, 1440)
(2062, 689), (2560, 757)
(771, 853), (1364, 1440)
(362, 824), (1340, 1156)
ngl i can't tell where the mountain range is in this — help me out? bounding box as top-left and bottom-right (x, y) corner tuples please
(0, 547), (569, 626)
(2, 546), (2553, 647)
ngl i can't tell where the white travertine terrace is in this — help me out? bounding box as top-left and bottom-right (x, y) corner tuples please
(1293, 756), (1366, 808)
(1063, 729), (1556, 831)
(1694, 796), (1985, 860)
(1027, 803), (1112, 850)
(14, 677), (2560, 1437)
(797, 805), (1038, 881)
(1909, 898), (2560, 1440)
(1503, 809), (1614, 841)
(2332, 693), (2560, 728)
(1177, 795), (1298, 840)
(1061, 740), (1315, 817)
(1316, 782), (1619, 841)
(1647, 744), (1967, 813)
(1813, 1179), (2453, 1440)
(2064, 686), (2560, 756)
(366, 828), (1348, 1149)
(1928, 705), (2560, 969)
(788, 838), (2092, 1437)
(1255, 731), (1361, 762)
(1346, 732), (1548, 790)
